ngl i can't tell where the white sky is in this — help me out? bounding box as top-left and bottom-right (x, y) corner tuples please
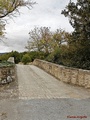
(0, 0), (76, 53)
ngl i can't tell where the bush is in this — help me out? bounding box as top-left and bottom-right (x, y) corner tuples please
(46, 48), (63, 64)
(28, 51), (48, 62)
(0, 61), (15, 67)
(0, 53), (10, 61)
(21, 54), (31, 64)
(59, 44), (90, 70)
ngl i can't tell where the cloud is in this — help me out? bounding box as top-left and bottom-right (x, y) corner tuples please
(0, 0), (76, 53)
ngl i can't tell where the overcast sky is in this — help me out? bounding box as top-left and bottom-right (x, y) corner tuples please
(0, 0), (76, 53)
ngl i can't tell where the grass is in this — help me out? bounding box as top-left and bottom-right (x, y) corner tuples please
(0, 61), (15, 68)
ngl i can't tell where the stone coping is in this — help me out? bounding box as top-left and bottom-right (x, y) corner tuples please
(33, 59), (90, 88)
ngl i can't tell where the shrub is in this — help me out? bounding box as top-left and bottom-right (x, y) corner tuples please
(21, 54), (31, 64)
(28, 51), (48, 62)
(46, 48), (63, 64)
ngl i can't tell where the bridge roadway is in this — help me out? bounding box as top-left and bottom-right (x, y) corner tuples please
(17, 64), (90, 99)
(0, 64), (90, 120)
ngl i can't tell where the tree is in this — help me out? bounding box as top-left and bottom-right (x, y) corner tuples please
(61, 0), (90, 45)
(40, 27), (52, 53)
(61, 0), (90, 69)
(26, 27), (42, 52)
(0, 0), (35, 18)
(9, 51), (21, 63)
(52, 29), (71, 49)
(26, 27), (52, 53)
(0, 0), (35, 37)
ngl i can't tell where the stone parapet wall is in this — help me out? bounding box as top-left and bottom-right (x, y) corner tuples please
(33, 59), (90, 88)
(0, 66), (15, 85)
(7, 57), (15, 63)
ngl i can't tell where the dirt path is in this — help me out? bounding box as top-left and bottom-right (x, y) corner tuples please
(16, 64), (90, 100)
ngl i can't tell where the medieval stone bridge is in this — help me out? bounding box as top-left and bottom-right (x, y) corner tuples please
(16, 64), (90, 100)
(0, 60), (90, 120)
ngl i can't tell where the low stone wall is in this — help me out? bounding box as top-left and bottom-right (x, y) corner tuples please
(33, 59), (90, 88)
(0, 65), (15, 85)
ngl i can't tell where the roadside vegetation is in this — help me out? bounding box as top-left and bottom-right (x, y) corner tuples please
(0, 0), (90, 70)
(0, 61), (15, 67)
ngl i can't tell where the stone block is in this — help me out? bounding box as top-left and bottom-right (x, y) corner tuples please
(57, 66), (62, 81)
(7, 57), (14, 63)
(84, 71), (90, 88)
(54, 65), (59, 78)
(70, 69), (78, 85)
(62, 68), (71, 83)
(78, 70), (85, 87)
(0, 66), (15, 85)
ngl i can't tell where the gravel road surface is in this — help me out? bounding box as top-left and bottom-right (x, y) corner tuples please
(17, 64), (90, 100)
(0, 98), (90, 120)
(0, 64), (90, 120)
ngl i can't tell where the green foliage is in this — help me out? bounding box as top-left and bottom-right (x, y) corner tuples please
(0, 51), (25, 64)
(10, 51), (21, 64)
(21, 54), (31, 64)
(46, 48), (63, 65)
(0, 61), (15, 67)
(0, 0), (35, 37)
(28, 51), (39, 61)
(28, 51), (48, 61)
(61, 46), (90, 70)
(52, 29), (70, 49)
(26, 27), (71, 55)
(0, 53), (10, 61)
(26, 27), (52, 54)
(0, 51), (47, 65)
(62, 0), (90, 44)
(0, 0), (35, 18)
(61, 0), (90, 69)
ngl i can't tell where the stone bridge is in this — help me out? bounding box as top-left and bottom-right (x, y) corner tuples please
(33, 59), (90, 88)
(0, 59), (90, 120)
(16, 60), (90, 100)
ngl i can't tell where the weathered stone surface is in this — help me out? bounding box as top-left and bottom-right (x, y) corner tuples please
(84, 71), (90, 88)
(57, 66), (62, 81)
(78, 70), (85, 87)
(62, 68), (71, 83)
(7, 57), (15, 63)
(70, 69), (78, 85)
(33, 59), (90, 88)
(0, 66), (15, 85)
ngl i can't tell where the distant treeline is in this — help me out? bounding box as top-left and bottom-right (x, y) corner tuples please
(0, 51), (48, 64)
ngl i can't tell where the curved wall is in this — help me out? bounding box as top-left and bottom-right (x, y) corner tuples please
(33, 59), (90, 89)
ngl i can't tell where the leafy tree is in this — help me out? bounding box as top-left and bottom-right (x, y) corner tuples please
(40, 27), (52, 53)
(62, 0), (90, 45)
(61, 0), (90, 69)
(0, 0), (35, 37)
(52, 29), (71, 50)
(26, 27), (42, 52)
(0, 0), (35, 18)
(26, 27), (52, 53)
